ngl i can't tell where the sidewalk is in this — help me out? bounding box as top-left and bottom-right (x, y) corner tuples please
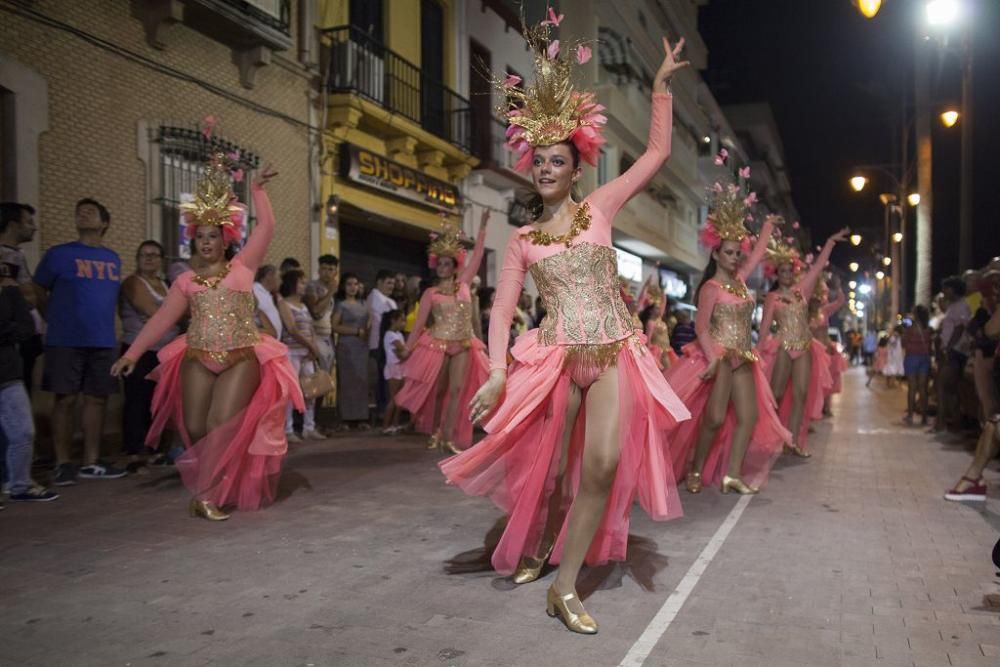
(1, 368), (997, 666)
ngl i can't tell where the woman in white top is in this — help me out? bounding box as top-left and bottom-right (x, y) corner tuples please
(253, 264), (282, 339)
(279, 268), (323, 442)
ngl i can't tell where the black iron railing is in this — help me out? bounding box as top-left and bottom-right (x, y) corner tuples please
(321, 25), (474, 153)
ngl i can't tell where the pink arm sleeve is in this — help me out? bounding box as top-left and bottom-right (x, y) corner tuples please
(738, 217), (774, 281)
(695, 282), (721, 361)
(822, 291), (846, 321)
(799, 237), (836, 298)
(236, 184), (275, 273)
(406, 289), (434, 349)
(123, 281), (189, 361)
(758, 292), (777, 344)
(488, 234), (527, 371)
(588, 93), (673, 223)
(459, 225), (487, 286)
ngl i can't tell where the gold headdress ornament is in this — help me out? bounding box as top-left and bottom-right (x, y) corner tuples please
(180, 151), (246, 244)
(427, 219), (468, 268)
(699, 150), (756, 250)
(763, 219), (804, 276)
(494, 8), (606, 171)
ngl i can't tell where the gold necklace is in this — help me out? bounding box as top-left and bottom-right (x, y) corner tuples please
(718, 279), (750, 300)
(526, 202), (591, 247)
(192, 263), (231, 289)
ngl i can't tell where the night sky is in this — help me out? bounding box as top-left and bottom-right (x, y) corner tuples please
(699, 0), (1000, 302)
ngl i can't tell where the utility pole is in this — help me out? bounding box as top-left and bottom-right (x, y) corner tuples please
(958, 22), (974, 270)
(913, 34), (933, 308)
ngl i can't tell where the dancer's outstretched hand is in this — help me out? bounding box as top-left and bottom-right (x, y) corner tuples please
(653, 37), (690, 94)
(253, 163), (279, 189)
(469, 370), (505, 424)
(831, 227), (850, 243)
(479, 208), (491, 235)
(111, 357), (136, 377)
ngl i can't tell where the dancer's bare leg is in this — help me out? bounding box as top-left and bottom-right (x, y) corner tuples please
(955, 421), (1000, 491)
(769, 349), (792, 404)
(973, 352), (998, 422)
(430, 356), (451, 435)
(206, 359), (260, 431)
(788, 353), (812, 445)
(441, 350), (469, 442)
(534, 383), (583, 557)
(552, 366), (620, 601)
(181, 358), (217, 444)
(725, 363), (759, 478)
(691, 361), (734, 474)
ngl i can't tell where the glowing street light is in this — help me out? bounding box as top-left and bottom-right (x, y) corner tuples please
(926, 0), (960, 26)
(882, 256), (892, 266)
(849, 280), (857, 289)
(907, 193), (921, 206)
(850, 234), (863, 246)
(702, 135), (711, 144)
(854, 0), (882, 18)
(859, 284), (873, 295)
(849, 176), (868, 192)
(893, 232), (904, 243)
(849, 261), (860, 272)
(849, 291), (857, 299)
(876, 270), (886, 280)
(940, 109), (959, 127)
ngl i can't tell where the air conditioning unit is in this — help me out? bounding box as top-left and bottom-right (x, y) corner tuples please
(331, 39), (385, 104)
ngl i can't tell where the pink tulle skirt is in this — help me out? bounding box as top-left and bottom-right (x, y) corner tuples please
(664, 343), (791, 487)
(828, 349), (848, 394)
(759, 338), (833, 450)
(439, 333), (690, 576)
(145, 334), (304, 511)
(395, 334), (490, 449)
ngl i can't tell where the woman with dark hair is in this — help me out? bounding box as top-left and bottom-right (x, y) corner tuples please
(445, 17), (690, 633)
(903, 305), (933, 426)
(331, 273), (370, 429)
(757, 229), (847, 456)
(664, 176), (790, 497)
(395, 210), (490, 453)
(119, 240), (179, 471)
(112, 154), (303, 520)
(280, 268), (323, 442)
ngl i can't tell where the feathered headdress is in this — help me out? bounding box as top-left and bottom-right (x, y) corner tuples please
(699, 149), (755, 253)
(427, 220), (467, 269)
(180, 118), (247, 246)
(763, 225), (805, 278)
(494, 8), (606, 172)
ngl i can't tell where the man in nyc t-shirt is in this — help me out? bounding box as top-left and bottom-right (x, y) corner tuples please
(34, 198), (127, 485)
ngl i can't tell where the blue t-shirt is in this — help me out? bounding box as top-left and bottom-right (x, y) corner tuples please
(34, 241), (122, 348)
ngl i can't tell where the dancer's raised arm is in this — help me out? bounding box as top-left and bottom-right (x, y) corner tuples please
(799, 228), (848, 297)
(237, 167), (278, 272)
(459, 210), (490, 286)
(739, 216), (776, 281)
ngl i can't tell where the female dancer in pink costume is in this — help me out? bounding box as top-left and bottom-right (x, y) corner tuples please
(112, 155), (303, 521)
(395, 211), (490, 454)
(445, 17), (690, 634)
(811, 279), (847, 416)
(758, 228), (848, 456)
(638, 276), (678, 372)
(664, 180), (792, 496)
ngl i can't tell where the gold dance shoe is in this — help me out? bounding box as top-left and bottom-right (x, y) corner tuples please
(783, 444), (812, 458)
(427, 432), (442, 450)
(685, 471), (703, 494)
(720, 475), (759, 495)
(546, 586), (598, 634)
(189, 499), (230, 521)
(440, 440), (462, 456)
(512, 542), (555, 585)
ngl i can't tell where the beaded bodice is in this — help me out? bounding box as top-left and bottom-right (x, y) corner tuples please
(529, 243), (634, 346)
(709, 300), (757, 362)
(774, 296), (812, 351)
(188, 286), (259, 355)
(431, 297), (473, 341)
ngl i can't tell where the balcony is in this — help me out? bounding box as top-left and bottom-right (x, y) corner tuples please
(321, 25), (474, 154)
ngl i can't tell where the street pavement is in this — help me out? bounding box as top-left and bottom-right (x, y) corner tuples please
(1, 368), (998, 666)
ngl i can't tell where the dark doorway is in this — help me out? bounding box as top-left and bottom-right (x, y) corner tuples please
(420, 0), (445, 137)
(469, 40), (493, 164)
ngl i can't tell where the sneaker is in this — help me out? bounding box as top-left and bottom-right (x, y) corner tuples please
(52, 463), (78, 487)
(286, 432), (303, 444)
(303, 429), (326, 441)
(944, 477), (987, 502)
(78, 463), (128, 480)
(9, 486), (60, 502)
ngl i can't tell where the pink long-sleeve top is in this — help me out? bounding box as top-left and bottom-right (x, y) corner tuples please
(759, 237), (837, 356)
(810, 290), (846, 343)
(488, 93), (674, 371)
(407, 226), (487, 347)
(694, 217), (775, 365)
(123, 184), (275, 363)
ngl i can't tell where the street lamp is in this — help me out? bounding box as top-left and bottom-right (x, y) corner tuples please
(940, 109), (960, 127)
(907, 193), (921, 206)
(926, 0), (960, 26)
(849, 261), (860, 272)
(858, 284), (873, 295)
(854, 0), (882, 18)
(849, 280), (858, 289)
(883, 256), (892, 266)
(893, 232), (904, 243)
(850, 234), (863, 246)
(876, 270), (886, 280)
(849, 176), (868, 192)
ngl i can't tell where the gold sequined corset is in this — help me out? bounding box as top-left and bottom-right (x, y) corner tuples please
(709, 300), (757, 363)
(430, 298), (473, 341)
(187, 287), (260, 363)
(530, 243), (634, 347)
(775, 299), (812, 351)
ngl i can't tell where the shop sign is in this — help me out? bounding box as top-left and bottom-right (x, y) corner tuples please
(341, 144), (460, 213)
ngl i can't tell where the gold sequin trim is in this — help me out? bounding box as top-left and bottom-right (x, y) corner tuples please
(525, 202), (591, 247)
(561, 335), (644, 376)
(184, 346), (256, 368)
(717, 279), (750, 300)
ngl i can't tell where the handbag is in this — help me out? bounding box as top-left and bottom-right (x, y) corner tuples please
(300, 368), (334, 400)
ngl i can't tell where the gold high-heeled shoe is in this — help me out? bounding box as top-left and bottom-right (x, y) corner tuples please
(440, 440), (461, 456)
(512, 542), (555, 585)
(720, 475), (758, 495)
(685, 471), (703, 494)
(189, 499), (230, 521)
(783, 444), (812, 458)
(546, 586), (598, 634)
(427, 432), (442, 450)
